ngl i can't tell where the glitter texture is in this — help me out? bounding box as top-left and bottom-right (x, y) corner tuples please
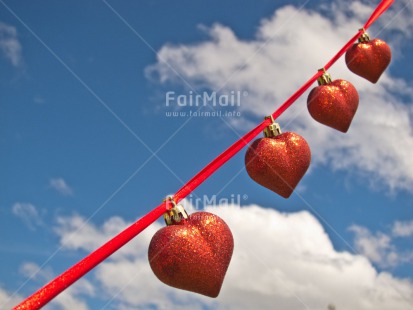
(345, 38), (391, 83)
(307, 79), (359, 133)
(245, 132), (311, 198)
(148, 212), (234, 298)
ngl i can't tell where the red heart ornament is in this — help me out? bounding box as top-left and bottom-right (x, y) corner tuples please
(245, 132), (311, 198)
(307, 79), (359, 133)
(345, 38), (391, 83)
(148, 211), (234, 298)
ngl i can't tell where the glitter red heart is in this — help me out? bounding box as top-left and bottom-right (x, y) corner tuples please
(245, 132), (311, 198)
(345, 38), (391, 83)
(148, 211), (234, 298)
(307, 79), (359, 133)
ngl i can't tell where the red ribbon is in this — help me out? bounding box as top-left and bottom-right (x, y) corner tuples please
(13, 1), (394, 309)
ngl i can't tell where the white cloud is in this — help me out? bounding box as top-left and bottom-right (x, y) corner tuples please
(54, 203), (413, 310)
(0, 287), (23, 310)
(0, 22), (22, 66)
(49, 178), (74, 196)
(55, 215), (137, 256)
(349, 225), (399, 268)
(350, 223), (413, 268)
(16, 262), (94, 310)
(378, 0), (413, 39)
(12, 202), (43, 230)
(146, 2), (413, 193)
(392, 220), (413, 237)
(19, 262), (54, 282)
(50, 279), (94, 310)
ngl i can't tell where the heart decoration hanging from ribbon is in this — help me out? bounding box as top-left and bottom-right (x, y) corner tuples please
(307, 71), (359, 133)
(245, 122), (311, 198)
(148, 205), (234, 298)
(345, 31), (391, 83)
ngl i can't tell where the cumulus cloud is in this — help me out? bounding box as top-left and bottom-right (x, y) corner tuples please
(49, 178), (74, 196)
(19, 262), (54, 283)
(55, 215), (136, 255)
(50, 279), (94, 310)
(54, 203), (413, 310)
(349, 225), (399, 268)
(350, 223), (413, 268)
(0, 22), (22, 66)
(16, 261), (94, 310)
(12, 202), (43, 230)
(392, 220), (413, 237)
(146, 2), (413, 193)
(0, 287), (23, 310)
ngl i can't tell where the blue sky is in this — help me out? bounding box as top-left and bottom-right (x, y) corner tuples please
(1, 0), (413, 309)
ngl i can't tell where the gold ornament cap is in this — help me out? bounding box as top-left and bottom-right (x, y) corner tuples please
(358, 28), (370, 43)
(317, 69), (332, 86)
(163, 197), (189, 225)
(263, 115), (282, 138)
